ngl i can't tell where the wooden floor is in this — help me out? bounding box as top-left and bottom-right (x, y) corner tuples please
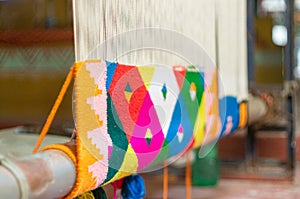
(103, 163), (300, 199)
(143, 176), (300, 199)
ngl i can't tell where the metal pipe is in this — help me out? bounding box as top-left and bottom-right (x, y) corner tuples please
(247, 0), (255, 86)
(284, 0), (296, 178)
(248, 93), (268, 125)
(0, 166), (20, 199)
(246, 0), (256, 164)
(0, 150), (76, 199)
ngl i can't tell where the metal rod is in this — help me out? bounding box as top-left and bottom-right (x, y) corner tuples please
(246, 0), (256, 164)
(247, 0), (255, 85)
(0, 150), (76, 199)
(246, 125), (256, 166)
(284, 0), (295, 178)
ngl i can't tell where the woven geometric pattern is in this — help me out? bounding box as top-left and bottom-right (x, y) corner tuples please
(73, 59), (240, 192)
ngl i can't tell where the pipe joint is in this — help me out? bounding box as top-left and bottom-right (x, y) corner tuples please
(0, 154), (29, 199)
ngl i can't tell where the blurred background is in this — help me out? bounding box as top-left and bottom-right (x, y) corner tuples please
(1, 0), (299, 150)
(0, 0), (74, 130)
(0, 1), (300, 197)
(0, 0), (299, 127)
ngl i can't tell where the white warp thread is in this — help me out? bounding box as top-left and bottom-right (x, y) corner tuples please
(72, 0), (247, 100)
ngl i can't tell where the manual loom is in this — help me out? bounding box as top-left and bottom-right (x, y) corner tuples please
(0, 1), (248, 199)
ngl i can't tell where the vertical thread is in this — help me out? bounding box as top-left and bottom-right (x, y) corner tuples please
(185, 155), (192, 199)
(163, 161), (168, 199)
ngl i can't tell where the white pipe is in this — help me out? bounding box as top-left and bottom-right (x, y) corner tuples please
(248, 93), (268, 125)
(0, 94), (266, 199)
(0, 166), (20, 199)
(0, 150), (76, 199)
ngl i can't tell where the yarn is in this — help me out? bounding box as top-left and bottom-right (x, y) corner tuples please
(32, 1), (249, 198)
(76, 191), (95, 199)
(36, 60), (247, 199)
(75, 187), (107, 199)
(112, 179), (124, 199)
(32, 65), (76, 153)
(121, 175), (146, 199)
(91, 187), (107, 199)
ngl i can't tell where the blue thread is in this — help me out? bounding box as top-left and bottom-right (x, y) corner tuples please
(121, 175), (146, 199)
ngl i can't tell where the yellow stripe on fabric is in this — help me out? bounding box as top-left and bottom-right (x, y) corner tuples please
(74, 136), (98, 197)
(68, 60), (104, 198)
(193, 95), (206, 148)
(76, 61), (104, 161)
(208, 70), (220, 137)
(102, 144), (138, 186)
(137, 66), (155, 90)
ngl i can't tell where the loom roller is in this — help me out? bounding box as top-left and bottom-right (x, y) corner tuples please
(0, 0), (264, 198)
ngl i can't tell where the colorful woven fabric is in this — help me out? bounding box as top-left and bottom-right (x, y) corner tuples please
(43, 60), (246, 198)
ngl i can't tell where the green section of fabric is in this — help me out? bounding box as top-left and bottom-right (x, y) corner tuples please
(180, 66), (204, 125)
(92, 187), (108, 199)
(147, 140), (169, 169)
(103, 94), (129, 184)
(75, 187), (107, 199)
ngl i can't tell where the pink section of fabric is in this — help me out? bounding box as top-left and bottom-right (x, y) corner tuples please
(87, 94), (107, 130)
(85, 61), (112, 187)
(130, 93), (165, 170)
(88, 128), (112, 187)
(88, 160), (109, 188)
(86, 60), (108, 136)
(108, 146), (113, 159)
(85, 61), (107, 91)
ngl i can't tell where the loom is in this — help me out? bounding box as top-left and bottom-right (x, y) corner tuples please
(0, 0), (250, 198)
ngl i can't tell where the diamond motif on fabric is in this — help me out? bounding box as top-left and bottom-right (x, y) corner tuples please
(161, 83), (167, 100)
(124, 82), (133, 102)
(145, 128), (153, 146)
(190, 82), (196, 101)
(177, 124), (184, 143)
